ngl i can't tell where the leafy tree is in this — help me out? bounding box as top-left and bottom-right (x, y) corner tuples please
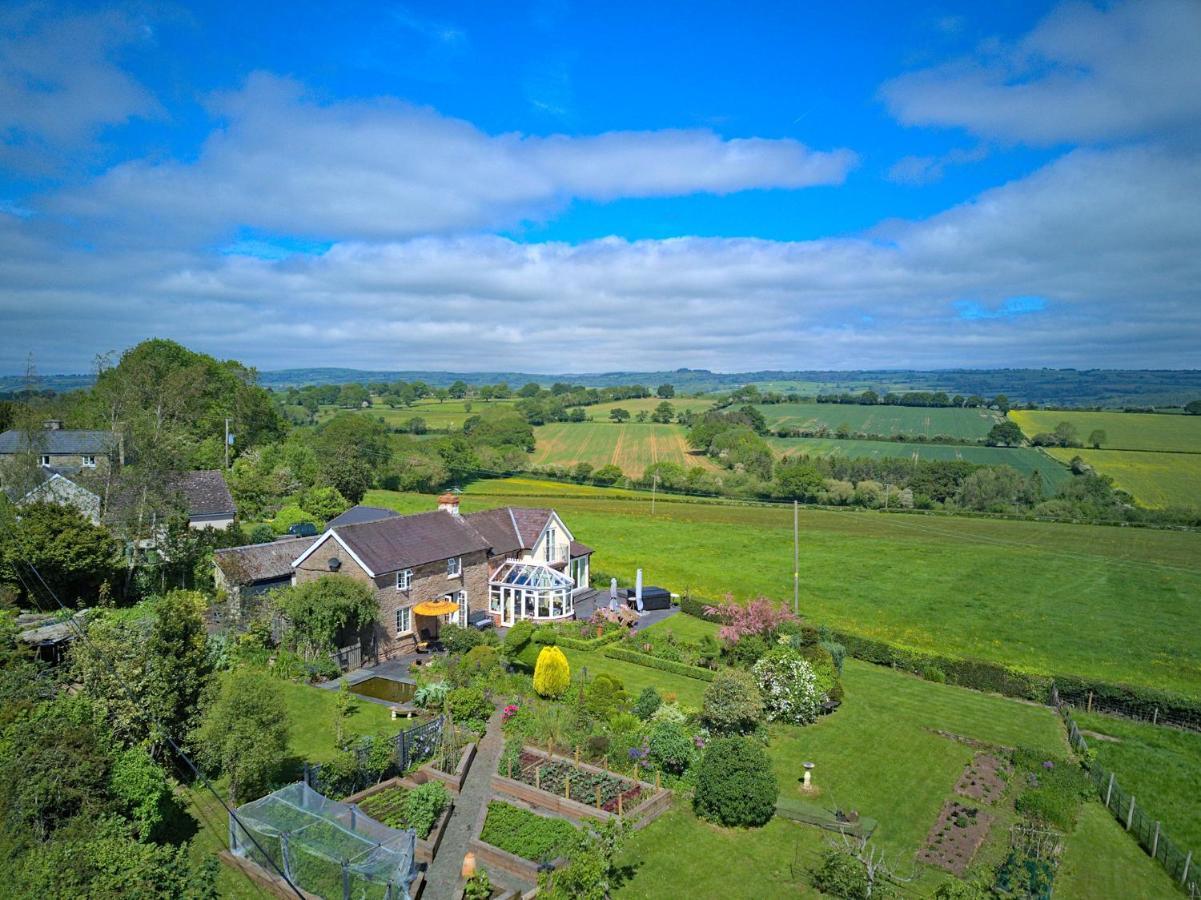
(518, 382), (542, 398)
(651, 401), (675, 423)
(274, 575), (378, 660)
(438, 435), (481, 483)
(656, 384), (675, 398)
(192, 670), (289, 803)
(993, 394), (1011, 413)
(693, 736), (777, 827)
(811, 846), (870, 899)
(985, 420), (1024, 446)
(533, 645), (571, 698)
(109, 747), (175, 840)
(0, 502), (116, 607)
(310, 414), (390, 502)
(1053, 421), (1080, 447)
(591, 464), (624, 486)
(774, 459), (824, 500)
(300, 485), (350, 522)
(1088, 429), (1106, 449)
(608, 407), (630, 423)
(1185, 399), (1201, 416)
(247, 523), (275, 544)
(447, 380), (469, 399)
(700, 670), (764, 735)
(337, 383), (370, 408)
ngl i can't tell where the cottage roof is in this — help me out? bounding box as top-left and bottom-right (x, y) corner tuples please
(322, 510), (491, 575)
(325, 505), (401, 529)
(215, 537), (313, 584)
(569, 540), (594, 557)
(168, 470), (237, 519)
(0, 429), (115, 455)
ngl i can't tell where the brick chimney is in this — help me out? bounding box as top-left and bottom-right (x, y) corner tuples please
(438, 492), (461, 516)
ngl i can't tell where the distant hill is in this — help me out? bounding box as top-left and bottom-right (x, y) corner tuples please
(4, 367), (1201, 408)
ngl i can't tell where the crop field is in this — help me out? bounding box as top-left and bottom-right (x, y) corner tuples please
(314, 397), (519, 430)
(584, 396), (717, 419)
(1011, 409), (1201, 453)
(530, 422), (718, 476)
(365, 479), (1201, 697)
(767, 436), (1073, 489)
(1046, 447), (1201, 509)
(757, 401), (1001, 439)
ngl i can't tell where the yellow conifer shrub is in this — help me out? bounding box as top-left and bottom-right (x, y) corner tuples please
(533, 645), (571, 699)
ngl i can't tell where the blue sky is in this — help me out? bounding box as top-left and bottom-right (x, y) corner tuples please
(1, 0), (1199, 373)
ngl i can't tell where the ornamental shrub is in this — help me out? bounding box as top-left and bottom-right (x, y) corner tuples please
(584, 674), (628, 719)
(632, 686), (662, 720)
(800, 644), (838, 696)
(753, 648), (821, 725)
(701, 670), (764, 735)
(693, 736), (777, 827)
(441, 624), (485, 655)
(724, 633), (769, 668)
(414, 680), (449, 708)
(446, 686), (491, 727)
(650, 701), (687, 725)
(503, 620), (536, 662)
(460, 644), (502, 680)
(533, 646), (571, 699)
(810, 847), (869, 899)
(647, 721), (694, 775)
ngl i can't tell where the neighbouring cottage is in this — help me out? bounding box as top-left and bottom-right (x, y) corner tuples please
(0, 420), (121, 475)
(213, 536), (313, 625)
(281, 494), (592, 662)
(168, 470), (238, 530)
(4, 469), (102, 524)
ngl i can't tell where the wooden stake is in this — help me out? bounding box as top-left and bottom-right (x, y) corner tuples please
(536, 767), (541, 790)
(1127, 795), (1136, 831)
(1087, 691), (1093, 713)
(655, 770), (661, 790)
(617, 791), (623, 816)
(507, 759), (512, 779)
(595, 786), (602, 809)
(575, 746), (580, 768)
(565, 778), (571, 800)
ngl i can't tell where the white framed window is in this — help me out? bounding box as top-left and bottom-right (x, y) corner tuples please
(545, 529), (556, 561)
(447, 556), (461, 577)
(81, 455), (96, 468)
(449, 590), (466, 626)
(395, 606), (412, 635)
(396, 569), (412, 590)
(39, 455), (51, 467)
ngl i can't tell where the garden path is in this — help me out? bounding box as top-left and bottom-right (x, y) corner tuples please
(422, 708), (511, 899)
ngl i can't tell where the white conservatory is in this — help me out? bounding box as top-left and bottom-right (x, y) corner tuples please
(488, 560), (576, 626)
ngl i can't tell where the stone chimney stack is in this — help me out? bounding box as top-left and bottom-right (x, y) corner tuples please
(43, 419), (62, 431)
(438, 492), (461, 516)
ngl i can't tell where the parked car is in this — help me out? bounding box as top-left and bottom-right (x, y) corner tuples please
(288, 522), (319, 538)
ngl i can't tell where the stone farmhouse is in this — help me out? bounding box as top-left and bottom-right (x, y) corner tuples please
(0, 421), (121, 474)
(218, 494), (593, 664)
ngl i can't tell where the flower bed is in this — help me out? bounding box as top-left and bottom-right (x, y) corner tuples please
(918, 800), (993, 876)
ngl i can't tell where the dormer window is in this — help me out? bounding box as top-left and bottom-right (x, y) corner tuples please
(447, 556), (461, 578)
(545, 528), (556, 561)
(396, 569), (412, 590)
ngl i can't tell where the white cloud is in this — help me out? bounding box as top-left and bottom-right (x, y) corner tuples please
(881, 0), (1201, 145)
(5, 145), (1199, 372)
(0, 5), (159, 172)
(887, 146), (989, 185)
(51, 73), (857, 243)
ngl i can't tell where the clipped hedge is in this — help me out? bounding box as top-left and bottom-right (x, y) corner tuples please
(678, 594), (722, 623)
(604, 646), (716, 682)
(532, 628), (626, 652)
(679, 600), (1201, 727)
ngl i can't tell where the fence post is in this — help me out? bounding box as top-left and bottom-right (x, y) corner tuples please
(1152, 821), (1160, 858)
(1087, 691), (1093, 713)
(1126, 795), (1136, 831)
(1183, 851), (1192, 886)
(1105, 772), (1115, 808)
(342, 860), (350, 900)
(1154, 707), (1159, 725)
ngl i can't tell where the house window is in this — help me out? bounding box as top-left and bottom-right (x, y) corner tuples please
(395, 606), (412, 635)
(449, 590), (466, 626)
(81, 455), (96, 468)
(396, 569), (412, 590)
(447, 556), (461, 577)
(39, 455), (51, 467)
(545, 529), (556, 561)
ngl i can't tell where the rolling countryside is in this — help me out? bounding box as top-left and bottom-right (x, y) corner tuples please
(1047, 447), (1201, 509)
(1011, 409), (1201, 453)
(758, 401), (1002, 439)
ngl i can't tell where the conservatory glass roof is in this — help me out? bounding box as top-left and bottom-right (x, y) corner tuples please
(490, 560), (574, 590)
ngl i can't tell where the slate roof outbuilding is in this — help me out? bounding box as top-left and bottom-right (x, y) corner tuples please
(215, 537), (313, 584)
(0, 429), (116, 455)
(326, 505), (400, 529)
(168, 470), (237, 518)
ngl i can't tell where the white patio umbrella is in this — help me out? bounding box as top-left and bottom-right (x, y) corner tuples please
(635, 568), (644, 612)
(609, 577), (619, 612)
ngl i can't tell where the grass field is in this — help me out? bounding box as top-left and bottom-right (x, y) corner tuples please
(767, 436), (1073, 489)
(758, 402), (1001, 440)
(366, 480), (1201, 696)
(1046, 447), (1201, 509)
(314, 397), (519, 430)
(531, 422), (719, 476)
(583, 623), (1171, 899)
(1073, 710), (1201, 850)
(585, 396), (717, 419)
(1012, 409), (1201, 453)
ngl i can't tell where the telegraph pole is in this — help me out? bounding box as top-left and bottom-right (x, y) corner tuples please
(793, 500), (799, 615)
(224, 418), (230, 470)
(651, 474), (658, 515)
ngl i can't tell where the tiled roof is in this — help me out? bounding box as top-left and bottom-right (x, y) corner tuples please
(332, 510), (491, 574)
(463, 508), (525, 555)
(510, 507), (553, 548)
(215, 537), (312, 584)
(326, 505), (400, 528)
(169, 470), (237, 518)
(569, 540), (594, 557)
(0, 429), (115, 454)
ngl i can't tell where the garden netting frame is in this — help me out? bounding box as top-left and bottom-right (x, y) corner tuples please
(230, 782), (418, 900)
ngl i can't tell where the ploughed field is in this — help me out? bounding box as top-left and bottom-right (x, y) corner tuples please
(756, 401), (1002, 440)
(366, 480), (1201, 697)
(531, 422), (720, 476)
(766, 436), (1073, 489)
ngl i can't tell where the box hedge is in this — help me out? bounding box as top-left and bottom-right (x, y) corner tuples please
(603, 646), (716, 682)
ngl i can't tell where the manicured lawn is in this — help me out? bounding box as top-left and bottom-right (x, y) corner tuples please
(1011, 409), (1201, 454)
(1073, 710), (1201, 849)
(757, 401), (1001, 440)
(1046, 447), (1201, 509)
(765, 435), (1072, 488)
(367, 483), (1201, 697)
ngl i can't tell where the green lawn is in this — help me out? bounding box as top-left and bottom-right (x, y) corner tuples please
(366, 482), (1201, 697)
(766, 435), (1073, 489)
(758, 402), (1001, 440)
(569, 640), (1167, 899)
(1012, 409), (1201, 454)
(1073, 710), (1201, 850)
(1055, 803), (1182, 900)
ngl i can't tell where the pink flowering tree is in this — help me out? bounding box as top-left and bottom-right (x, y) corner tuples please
(704, 595), (798, 644)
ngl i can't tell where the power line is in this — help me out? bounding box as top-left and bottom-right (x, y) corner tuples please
(1, 521), (302, 900)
